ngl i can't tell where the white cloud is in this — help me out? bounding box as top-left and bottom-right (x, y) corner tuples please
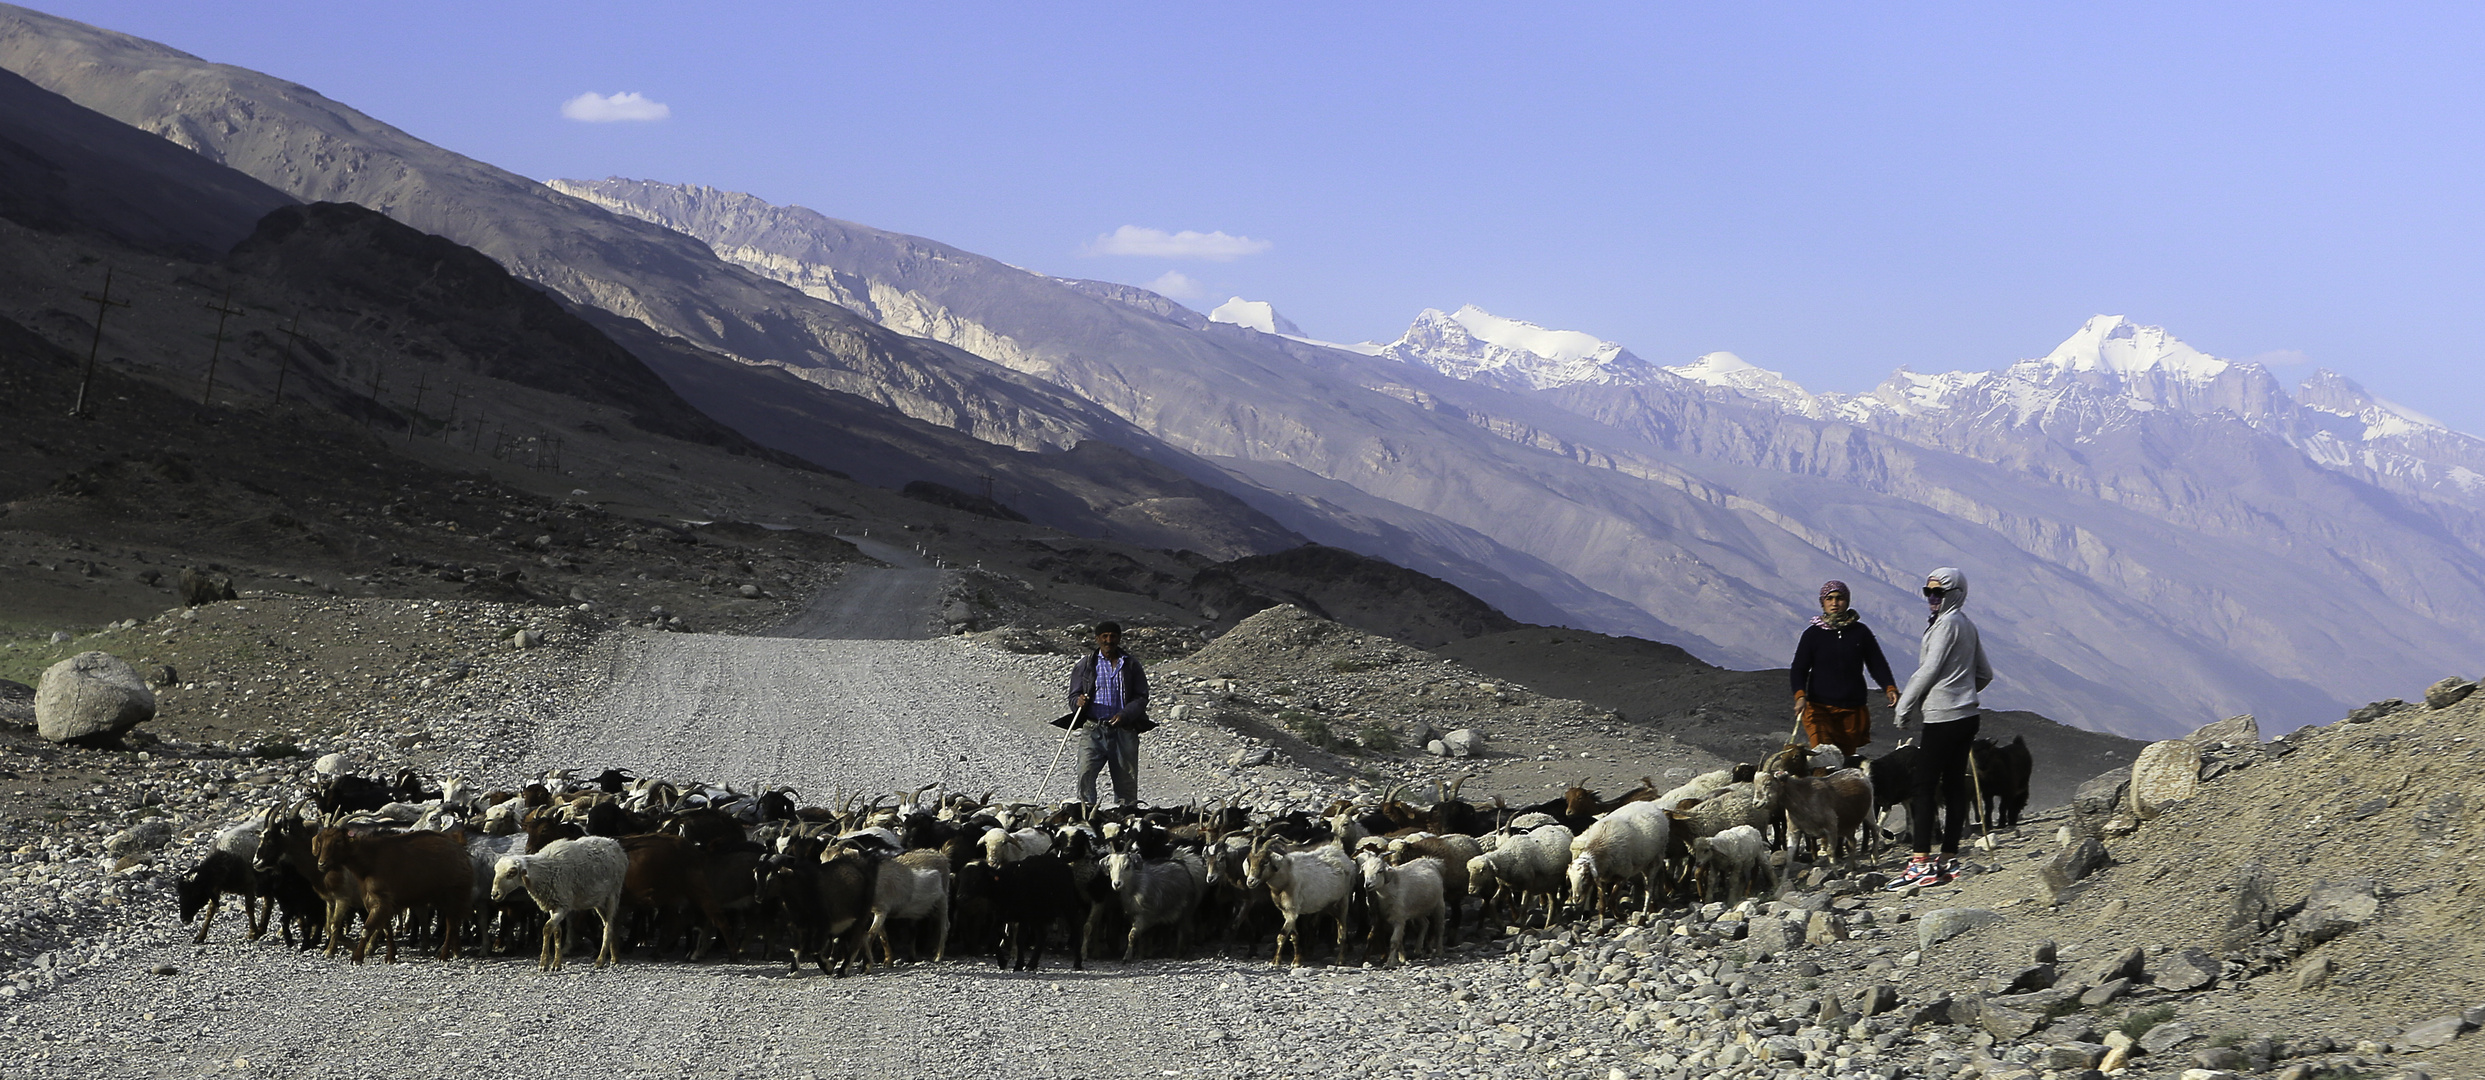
(1145, 271), (1207, 299)
(561, 91), (671, 123)
(1083, 225), (1271, 261)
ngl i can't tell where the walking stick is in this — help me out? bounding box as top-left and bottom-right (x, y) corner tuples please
(1968, 750), (1994, 850)
(1039, 704), (1084, 800)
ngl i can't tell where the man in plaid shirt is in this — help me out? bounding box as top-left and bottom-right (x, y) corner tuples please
(1066, 621), (1150, 807)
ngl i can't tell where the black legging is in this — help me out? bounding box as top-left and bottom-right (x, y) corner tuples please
(1911, 714), (1980, 856)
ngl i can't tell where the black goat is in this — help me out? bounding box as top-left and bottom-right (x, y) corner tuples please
(993, 852), (1084, 971)
(175, 846), (265, 944)
(1971, 736), (2034, 827)
(316, 774), (393, 815)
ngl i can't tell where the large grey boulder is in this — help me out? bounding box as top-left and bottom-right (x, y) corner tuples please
(2185, 713), (2259, 747)
(1745, 915), (1796, 958)
(2039, 836), (2110, 902)
(2285, 878), (2379, 952)
(1442, 728), (1485, 758)
(2427, 677), (2478, 710)
(104, 819), (173, 858)
(2087, 945), (2147, 985)
(2127, 740), (2202, 820)
(35, 651), (156, 745)
(1917, 907), (2003, 948)
(177, 567), (235, 607)
(2399, 1013), (2475, 1049)
(2156, 946), (2220, 991)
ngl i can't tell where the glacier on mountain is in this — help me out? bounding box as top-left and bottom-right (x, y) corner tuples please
(1207, 297), (1302, 337)
(1379, 305), (1658, 391)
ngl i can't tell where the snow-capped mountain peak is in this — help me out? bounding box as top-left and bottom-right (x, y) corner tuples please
(1207, 297), (1303, 337)
(1664, 352), (1822, 414)
(1378, 305), (1655, 390)
(2037, 314), (2232, 382)
(2299, 368), (2446, 439)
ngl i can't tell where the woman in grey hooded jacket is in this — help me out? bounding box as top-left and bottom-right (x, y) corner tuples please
(1891, 565), (1993, 887)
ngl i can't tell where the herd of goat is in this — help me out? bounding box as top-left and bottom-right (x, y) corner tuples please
(169, 735), (2034, 974)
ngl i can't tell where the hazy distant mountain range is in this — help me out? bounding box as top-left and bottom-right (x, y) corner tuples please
(5, 2), (2483, 738)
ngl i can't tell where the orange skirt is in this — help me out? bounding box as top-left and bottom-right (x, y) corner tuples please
(1802, 700), (1872, 754)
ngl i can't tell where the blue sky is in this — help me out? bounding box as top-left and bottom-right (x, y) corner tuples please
(36, 1), (2485, 432)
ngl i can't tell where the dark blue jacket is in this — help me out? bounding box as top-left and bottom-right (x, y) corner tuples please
(1790, 621), (1895, 708)
(1067, 652), (1149, 726)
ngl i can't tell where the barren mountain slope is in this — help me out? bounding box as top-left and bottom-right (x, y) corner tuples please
(551, 180), (2468, 740)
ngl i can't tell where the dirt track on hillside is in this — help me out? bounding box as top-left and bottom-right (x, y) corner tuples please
(4, 563), (1565, 1080)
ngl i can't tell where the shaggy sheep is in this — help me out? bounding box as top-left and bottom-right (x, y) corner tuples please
(491, 836), (629, 970)
(1566, 801), (1671, 924)
(1354, 850), (1446, 966)
(1689, 824), (1772, 904)
(1467, 820), (1573, 928)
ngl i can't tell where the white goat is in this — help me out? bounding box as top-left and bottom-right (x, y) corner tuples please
(1468, 821), (1573, 928)
(1355, 850), (1446, 966)
(481, 798), (526, 836)
(981, 826), (1053, 866)
(867, 849), (952, 964)
(1245, 839), (1357, 968)
(1689, 824), (1773, 904)
(490, 836), (628, 970)
(1567, 801), (1671, 923)
(1105, 848), (1208, 962)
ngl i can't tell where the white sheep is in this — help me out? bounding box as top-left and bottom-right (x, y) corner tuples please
(1468, 820), (1574, 928)
(1655, 768), (1736, 811)
(1664, 782), (1772, 843)
(1688, 824), (1773, 904)
(1355, 850), (1446, 966)
(1567, 800), (1671, 923)
(491, 836), (628, 970)
(981, 826), (1053, 866)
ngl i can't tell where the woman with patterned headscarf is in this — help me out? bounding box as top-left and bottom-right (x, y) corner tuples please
(1789, 580), (1897, 765)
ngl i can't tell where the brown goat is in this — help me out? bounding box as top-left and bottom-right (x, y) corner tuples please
(616, 834), (728, 957)
(1754, 767), (1876, 866)
(260, 808), (364, 954)
(522, 806), (588, 853)
(311, 827), (474, 963)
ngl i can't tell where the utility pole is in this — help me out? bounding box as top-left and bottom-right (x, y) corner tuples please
(364, 358), (385, 427)
(69, 267), (132, 418)
(199, 286), (244, 408)
(980, 474), (996, 502)
(270, 311), (304, 406)
(404, 366), (428, 443)
(470, 407), (487, 452)
(440, 382), (463, 440)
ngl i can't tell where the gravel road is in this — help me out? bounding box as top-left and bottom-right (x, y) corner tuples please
(769, 535), (942, 641)
(3, 564), (1581, 1080)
